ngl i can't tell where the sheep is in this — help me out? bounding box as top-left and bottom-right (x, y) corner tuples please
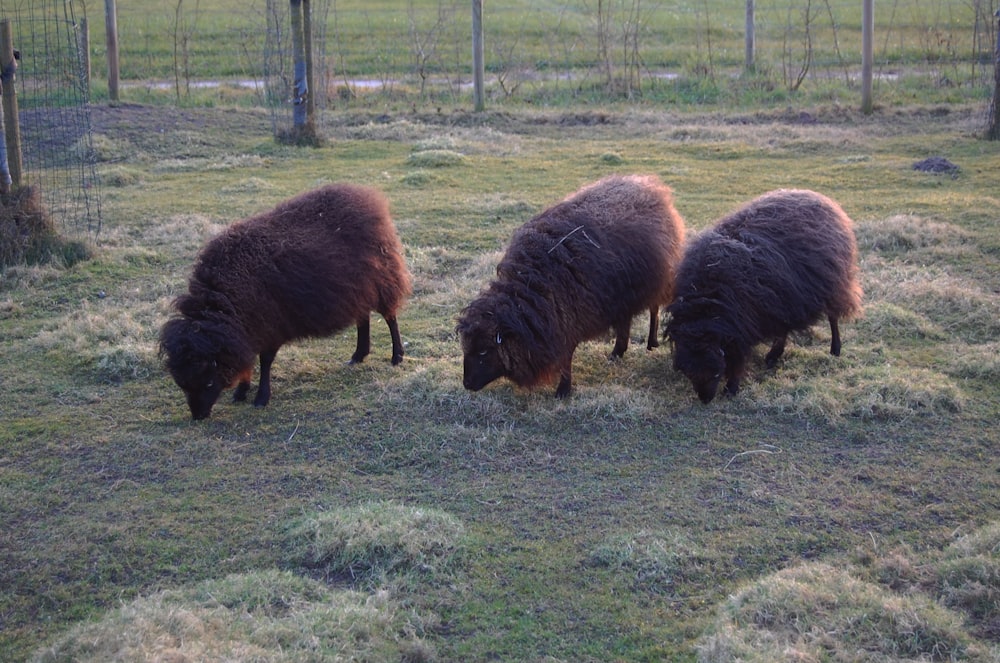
(456, 174), (686, 397)
(159, 183), (412, 419)
(665, 189), (863, 404)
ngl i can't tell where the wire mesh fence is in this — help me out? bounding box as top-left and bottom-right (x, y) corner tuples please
(4, 5), (101, 240)
(87, 0), (998, 134)
(104, 1), (998, 98)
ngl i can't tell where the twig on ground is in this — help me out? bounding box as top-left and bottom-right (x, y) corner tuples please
(723, 444), (782, 471)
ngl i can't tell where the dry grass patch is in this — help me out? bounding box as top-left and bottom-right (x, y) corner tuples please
(856, 214), (976, 256)
(855, 301), (948, 342)
(31, 570), (436, 663)
(941, 342), (1000, 382)
(406, 149), (466, 168)
(98, 213), (228, 258)
(935, 523), (1000, 641)
(589, 528), (708, 595)
(282, 501), (467, 588)
(744, 359), (965, 422)
(30, 297), (168, 383)
(861, 255), (1000, 344)
(696, 562), (990, 663)
(220, 176), (277, 194)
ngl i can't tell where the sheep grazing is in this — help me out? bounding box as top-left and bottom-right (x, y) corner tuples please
(457, 174), (686, 397)
(665, 189), (863, 404)
(159, 183), (412, 420)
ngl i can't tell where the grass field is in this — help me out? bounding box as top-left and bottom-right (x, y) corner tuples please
(1, 100), (998, 661)
(1, 2), (999, 661)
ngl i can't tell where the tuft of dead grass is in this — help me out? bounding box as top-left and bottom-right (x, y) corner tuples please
(861, 255), (1000, 344)
(30, 297), (166, 384)
(0, 186), (92, 268)
(856, 214), (975, 255)
(31, 570), (436, 663)
(589, 528), (707, 595)
(745, 362), (965, 422)
(406, 149), (466, 168)
(282, 501), (467, 588)
(696, 562), (986, 663)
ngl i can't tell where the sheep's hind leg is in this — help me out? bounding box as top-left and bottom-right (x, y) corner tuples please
(253, 349), (278, 407)
(765, 333), (787, 368)
(646, 305), (660, 350)
(829, 315), (842, 356)
(350, 318), (371, 364)
(385, 316), (404, 365)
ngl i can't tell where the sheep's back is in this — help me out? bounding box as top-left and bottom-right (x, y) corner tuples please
(499, 174), (684, 343)
(674, 189), (861, 340)
(188, 184), (410, 343)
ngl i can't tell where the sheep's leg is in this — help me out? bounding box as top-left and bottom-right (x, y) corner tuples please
(555, 352), (575, 398)
(610, 320), (631, 359)
(646, 305), (660, 350)
(723, 351), (746, 397)
(233, 366), (253, 402)
(386, 316), (404, 365)
(765, 333), (787, 368)
(829, 315), (842, 356)
(253, 349), (278, 407)
(350, 317), (371, 364)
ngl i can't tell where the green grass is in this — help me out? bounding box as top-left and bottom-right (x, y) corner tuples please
(2, 100), (998, 661)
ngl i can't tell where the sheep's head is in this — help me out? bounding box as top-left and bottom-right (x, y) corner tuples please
(159, 316), (248, 419)
(457, 320), (506, 392)
(672, 337), (725, 404)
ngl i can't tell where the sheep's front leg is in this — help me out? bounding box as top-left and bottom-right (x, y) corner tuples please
(610, 320), (631, 359)
(350, 317), (371, 364)
(555, 351), (576, 398)
(232, 366), (253, 402)
(253, 348), (278, 407)
(722, 350), (747, 398)
(765, 333), (788, 368)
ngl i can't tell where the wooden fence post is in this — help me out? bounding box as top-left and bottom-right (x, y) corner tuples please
(472, 0), (485, 111)
(861, 0), (874, 114)
(987, 10), (1000, 140)
(290, 0), (308, 128)
(79, 18), (91, 95)
(745, 0), (755, 73)
(105, 0), (120, 102)
(0, 19), (23, 191)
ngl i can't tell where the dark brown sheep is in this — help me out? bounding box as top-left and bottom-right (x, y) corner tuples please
(665, 189), (863, 403)
(457, 174), (686, 397)
(159, 183), (412, 419)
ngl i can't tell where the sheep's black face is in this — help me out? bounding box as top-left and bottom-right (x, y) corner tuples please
(172, 362), (226, 420)
(460, 334), (505, 392)
(673, 340), (725, 404)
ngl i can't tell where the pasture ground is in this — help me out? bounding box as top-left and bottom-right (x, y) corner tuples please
(2, 101), (999, 662)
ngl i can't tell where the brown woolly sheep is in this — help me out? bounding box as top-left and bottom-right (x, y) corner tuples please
(457, 174), (686, 397)
(665, 189), (863, 403)
(159, 183), (412, 419)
